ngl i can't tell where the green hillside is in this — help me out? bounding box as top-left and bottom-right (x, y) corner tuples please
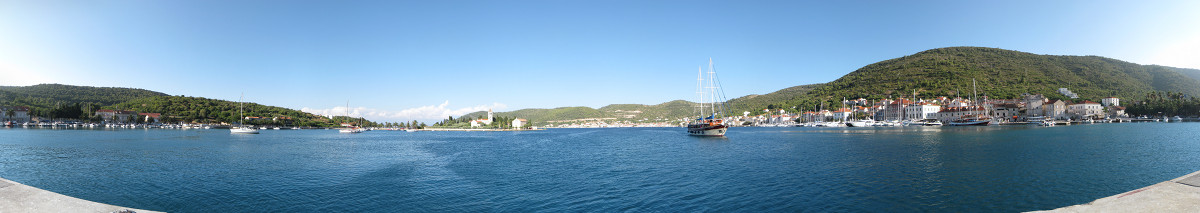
(725, 83), (823, 114)
(0, 84), (168, 111)
(1173, 67), (1200, 82)
(459, 100), (698, 126)
(0, 84), (373, 126)
(735, 47), (1200, 115)
(473, 47), (1200, 121)
(109, 96), (371, 127)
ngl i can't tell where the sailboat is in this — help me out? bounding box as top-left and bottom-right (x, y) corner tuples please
(339, 99), (364, 134)
(687, 58), (728, 136)
(230, 93), (260, 134)
(948, 78), (992, 126)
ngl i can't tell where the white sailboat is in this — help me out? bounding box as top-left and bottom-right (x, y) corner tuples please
(686, 58), (729, 136)
(339, 99), (364, 134)
(230, 93), (260, 134)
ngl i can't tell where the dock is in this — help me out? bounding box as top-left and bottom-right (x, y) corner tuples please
(0, 178), (163, 213)
(1033, 170), (1200, 212)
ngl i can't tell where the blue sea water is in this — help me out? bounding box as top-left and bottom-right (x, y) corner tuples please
(1, 123), (1198, 212)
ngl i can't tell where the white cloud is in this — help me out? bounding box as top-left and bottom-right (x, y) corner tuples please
(301, 101), (506, 123)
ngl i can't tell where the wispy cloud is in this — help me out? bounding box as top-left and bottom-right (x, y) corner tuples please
(301, 101), (506, 122)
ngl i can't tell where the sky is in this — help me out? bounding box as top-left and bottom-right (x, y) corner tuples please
(2, 0), (1199, 123)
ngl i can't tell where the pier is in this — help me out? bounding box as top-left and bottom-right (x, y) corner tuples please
(0, 178), (162, 213)
(1034, 170), (1200, 212)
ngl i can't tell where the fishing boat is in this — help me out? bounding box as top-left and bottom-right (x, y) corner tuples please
(687, 58), (728, 136)
(230, 93), (260, 134)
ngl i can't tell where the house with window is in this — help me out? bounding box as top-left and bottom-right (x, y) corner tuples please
(1068, 101), (1104, 119)
(512, 118), (528, 129)
(96, 109), (138, 123)
(1, 106), (32, 123)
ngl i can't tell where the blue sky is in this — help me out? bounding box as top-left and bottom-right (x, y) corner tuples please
(2, 0), (1198, 122)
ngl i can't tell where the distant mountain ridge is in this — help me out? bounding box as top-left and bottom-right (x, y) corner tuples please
(477, 47), (1200, 125)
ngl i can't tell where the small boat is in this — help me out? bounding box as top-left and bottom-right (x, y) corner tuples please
(273, 127), (281, 130)
(918, 119), (942, 126)
(687, 59), (728, 136)
(846, 120), (872, 127)
(291, 126), (301, 130)
(405, 129), (418, 132)
(230, 93), (259, 134)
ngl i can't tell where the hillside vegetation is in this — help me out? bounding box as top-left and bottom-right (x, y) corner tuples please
(0, 84), (373, 126)
(734, 47), (1200, 115)
(477, 47), (1200, 122)
(0, 84), (167, 111)
(459, 100), (697, 126)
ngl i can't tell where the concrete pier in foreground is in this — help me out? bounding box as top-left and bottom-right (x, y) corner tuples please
(1034, 170), (1200, 212)
(0, 178), (163, 213)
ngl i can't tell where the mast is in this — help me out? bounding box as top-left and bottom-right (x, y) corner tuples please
(238, 93), (244, 128)
(707, 58), (717, 119)
(972, 78), (978, 116)
(696, 66), (704, 119)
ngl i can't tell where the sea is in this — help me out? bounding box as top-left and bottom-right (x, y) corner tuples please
(1, 123), (1198, 212)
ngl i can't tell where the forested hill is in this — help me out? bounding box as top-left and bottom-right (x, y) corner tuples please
(0, 84), (168, 109)
(0, 84), (373, 126)
(731, 47), (1200, 115)
(458, 100), (697, 126)
(474, 47), (1200, 121)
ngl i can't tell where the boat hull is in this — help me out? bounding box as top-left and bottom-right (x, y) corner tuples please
(687, 124), (727, 136)
(230, 128), (259, 134)
(947, 120), (991, 126)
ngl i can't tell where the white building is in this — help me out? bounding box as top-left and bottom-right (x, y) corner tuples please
(95, 109), (138, 123)
(1, 106), (32, 122)
(471, 109), (495, 127)
(904, 103), (941, 120)
(512, 118), (527, 129)
(1102, 97), (1120, 107)
(1068, 101), (1104, 119)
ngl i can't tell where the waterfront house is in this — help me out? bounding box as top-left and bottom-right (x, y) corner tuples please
(138, 113), (161, 123)
(1068, 101), (1104, 119)
(1022, 93), (1048, 117)
(1, 106), (32, 122)
(990, 103), (1021, 122)
(95, 109), (138, 123)
(1044, 100), (1069, 120)
(1107, 106), (1127, 118)
(512, 118), (527, 129)
(904, 103), (941, 120)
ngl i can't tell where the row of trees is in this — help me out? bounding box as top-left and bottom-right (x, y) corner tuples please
(1126, 92), (1200, 117)
(431, 115), (530, 129)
